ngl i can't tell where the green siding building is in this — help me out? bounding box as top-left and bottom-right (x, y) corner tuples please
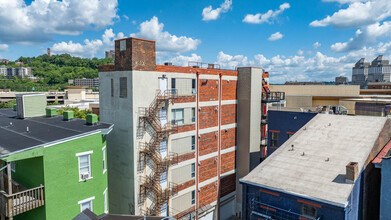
(0, 100), (113, 220)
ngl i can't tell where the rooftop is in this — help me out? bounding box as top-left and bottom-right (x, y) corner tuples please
(0, 109), (112, 157)
(241, 114), (389, 207)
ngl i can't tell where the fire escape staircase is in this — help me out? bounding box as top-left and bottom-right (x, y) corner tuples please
(138, 90), (179, 216)
(261, 79), (285, 158)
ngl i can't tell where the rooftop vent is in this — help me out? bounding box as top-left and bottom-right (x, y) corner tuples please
(164, 62), (173, 66)
(16, 93), (46, 118)
(86, 114), (98, 125)
(46, 108), (57, 117)
(346, 162), (358, 183)
(63, 111), (74, 121)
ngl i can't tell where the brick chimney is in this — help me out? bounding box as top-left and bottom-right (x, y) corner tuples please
(346, 162), (358, 183)
(114, 37), (156, 71)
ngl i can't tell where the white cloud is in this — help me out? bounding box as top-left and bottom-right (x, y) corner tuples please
(123, 15), (129, 21)
(268, 32), (283, 41)
(214, 41), (391, 83)
(164, 53), (202, 66)
(313, 42), (322, 49)
(0, 0), (119, 44)
(243, 3), (290, 24)
(310, 0), (391, 28)
(51, 39), (103, 58)
(202, 0), (232, 21)
(217, 51), (254, 69)
(297, 50), (304, 55)
(51, 17), (201, 57)
(322, 0), (367, 4)
(131, 16), (201, 53)
(331, 21), (391, 52)
(0, 44), (8, 51)
(51, 28), (124, 57)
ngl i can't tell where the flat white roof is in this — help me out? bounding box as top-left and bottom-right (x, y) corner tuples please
(241, 114), (387, 206)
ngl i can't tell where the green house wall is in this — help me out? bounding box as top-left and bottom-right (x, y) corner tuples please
(5, 132), (108, 220)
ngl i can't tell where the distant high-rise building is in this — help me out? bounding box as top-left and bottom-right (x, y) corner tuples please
(352, 56), (391, 88)
(74, 78), (99, 88)
(0, 66), (32, 79)
(335, 76), (349, 85)
(352, 58), (370, 88)
(105, 50), (115, 59)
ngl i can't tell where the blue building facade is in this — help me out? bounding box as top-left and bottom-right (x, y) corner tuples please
(374, 146), (391, 220)
(267, 111), (316, 156)
(240, 168), (368, 220)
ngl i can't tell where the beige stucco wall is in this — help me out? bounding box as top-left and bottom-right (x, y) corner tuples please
(270, 85), (360, 96)
(285, 95), (312, 107)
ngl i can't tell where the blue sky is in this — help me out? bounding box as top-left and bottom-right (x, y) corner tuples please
(0, 0), (390, 83)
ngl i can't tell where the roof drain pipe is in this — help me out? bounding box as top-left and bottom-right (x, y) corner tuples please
(217, 73), (222, 220)
(196, 71), (200, 220)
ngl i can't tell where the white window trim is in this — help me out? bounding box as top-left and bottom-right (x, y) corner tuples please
(102, 146), (107, 174)
(76, 150), (93, 157)
(78, 196), (95, 212)
(103, 188), (108, 213)
(77, 151), (93, 182)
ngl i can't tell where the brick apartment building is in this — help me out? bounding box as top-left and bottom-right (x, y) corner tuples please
(99, 37), (283, 219)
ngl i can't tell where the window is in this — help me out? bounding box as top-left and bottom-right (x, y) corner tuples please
(301, 204), (317, 219)
(110, 79), (114, 97)
(76, 151), (93, 181)
(192, 79), (196, 94)
(119, 77), (127, 98)
(10, 161), (15, 172)
(271, 132), (279, 147)
(191, 190), (195, 205)
(191, 135), (196, 151)
(78, 196), (95, 212)
(191, 107), (196, 123)
(103, 188), (108, 213)
(171, 78), (176, 94)
(191, 163), (195, 178)
(287, 133), (294, 139)
(171, 108), (184, 125)
(102, 146), (107, 174)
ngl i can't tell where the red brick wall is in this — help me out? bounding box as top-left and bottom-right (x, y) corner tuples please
(156, 65), (238, 76)
(177, 179), (195, 192)
(199, 181), (218, 207)
(174, 124), (195, 134)
(199, 106), (218, 129)
(221, 104), (237, 125)
(177, 152), (195, 163)
(199, 156), (217, 182)
(221, 128), (236, 150)
(199, 79), (219, 102)
(114, 38), (156, 71)
(220, 173), (236, 197)
(221, 151), (235, 174)
(222, 80), (237, 100)
(174, 96), (196, 103)
(174, 206), (195, 219)
(199, 132), (218, 156)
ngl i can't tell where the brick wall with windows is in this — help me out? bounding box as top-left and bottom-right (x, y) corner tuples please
(199, 79), (219, 102)
(199, 106), (218, 129)
(222, 104), (237, 125)
(199, 157), (218, 183)
(199, 132), (218, 156)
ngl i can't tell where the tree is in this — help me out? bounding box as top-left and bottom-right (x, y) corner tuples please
(57, 106), (93, 119)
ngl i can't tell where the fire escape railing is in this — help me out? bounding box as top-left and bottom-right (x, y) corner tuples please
(138, 89), (179, 216)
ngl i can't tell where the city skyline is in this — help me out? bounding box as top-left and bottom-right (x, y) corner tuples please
(0, 0), (390, 83)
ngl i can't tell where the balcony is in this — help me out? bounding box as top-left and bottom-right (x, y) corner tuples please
(0, 185), (44, 217)
(262, 92), (285, 103)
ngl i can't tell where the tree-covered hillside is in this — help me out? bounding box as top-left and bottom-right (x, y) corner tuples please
(18, 54), (113, 84)
(0, 54), (113, 91)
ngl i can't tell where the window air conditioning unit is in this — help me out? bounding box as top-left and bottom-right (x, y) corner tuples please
(80, 173), (89, 180)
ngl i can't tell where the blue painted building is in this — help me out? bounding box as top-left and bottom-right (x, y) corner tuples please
(267, 110), (316, 156)
(240, 114), (391, 220)
(374, 142), (391, 220)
